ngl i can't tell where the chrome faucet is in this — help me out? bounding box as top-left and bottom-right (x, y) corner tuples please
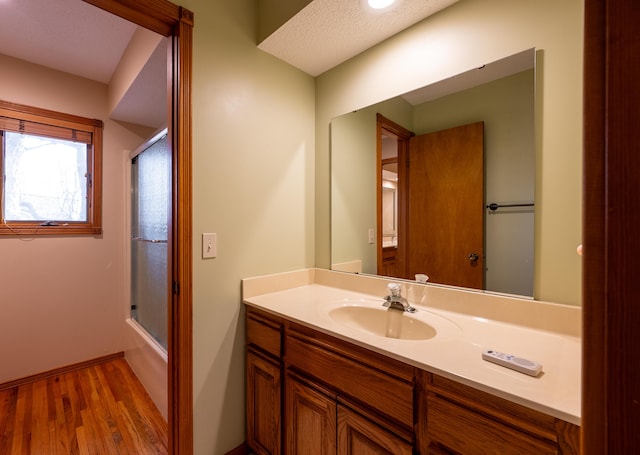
(383, 282), (416, 313)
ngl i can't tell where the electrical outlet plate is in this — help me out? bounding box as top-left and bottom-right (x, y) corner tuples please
(368, 228), (375, 244)
(202, 233), (217, 258)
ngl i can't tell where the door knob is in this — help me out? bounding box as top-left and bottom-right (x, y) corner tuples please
(468, 253), (479, 262)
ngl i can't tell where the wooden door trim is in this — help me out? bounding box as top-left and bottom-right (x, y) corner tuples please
(582, 0), (605, 452)
(376, 113), (414, 278)
(583, 0), (640, 453)
(82, 2), (193, 454)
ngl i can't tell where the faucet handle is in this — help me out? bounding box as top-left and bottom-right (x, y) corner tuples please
(384, 282), (416, 313)
(387, 282), (402, 297)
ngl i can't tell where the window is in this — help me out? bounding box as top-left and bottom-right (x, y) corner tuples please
(0, 100), (103, 235)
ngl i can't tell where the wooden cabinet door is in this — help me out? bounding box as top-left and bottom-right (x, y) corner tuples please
(337, 405), (412, 455)
(285, 375), (337, 455)
(247, 350), (281, 455)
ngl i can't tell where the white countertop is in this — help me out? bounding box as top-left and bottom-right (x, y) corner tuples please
(242, 273), (581, 426)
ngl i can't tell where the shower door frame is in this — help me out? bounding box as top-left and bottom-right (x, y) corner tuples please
(82, 1), (194, 454)
(130, 128), (170, 350)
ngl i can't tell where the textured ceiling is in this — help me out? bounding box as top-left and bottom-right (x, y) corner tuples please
(259, 0), (459, 76)
(0, 0), (136, 84)
(0, 0), (167, 129)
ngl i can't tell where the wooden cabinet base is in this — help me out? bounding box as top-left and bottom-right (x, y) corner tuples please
(245, 306), (580, 455)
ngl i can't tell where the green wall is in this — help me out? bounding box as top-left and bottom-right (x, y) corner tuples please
(180, 0), (315, 452)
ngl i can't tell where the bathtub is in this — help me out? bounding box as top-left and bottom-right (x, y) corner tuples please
(124, 318), (168, 419)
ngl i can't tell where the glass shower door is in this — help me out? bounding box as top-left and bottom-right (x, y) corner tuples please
(131, 131), (169, 350)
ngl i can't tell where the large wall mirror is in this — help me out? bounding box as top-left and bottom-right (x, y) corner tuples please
(331, 48), (537, 298)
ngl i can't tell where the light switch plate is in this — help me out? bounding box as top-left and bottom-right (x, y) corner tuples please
(202, 233), (217, 258)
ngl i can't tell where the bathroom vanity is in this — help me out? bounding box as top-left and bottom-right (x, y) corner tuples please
(243, 269), (581, 454)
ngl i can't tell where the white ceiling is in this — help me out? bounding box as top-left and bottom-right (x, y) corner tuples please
(259, 0), (459, 76)
(0, 0), (167, 129)
(0, 0), (478, 128)
(0, 0), (465, 128)
(0, 0), (459, 86)
(0, 0), (136, 84)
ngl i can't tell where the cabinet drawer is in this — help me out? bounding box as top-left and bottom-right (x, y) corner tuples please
(427, 395), (557, 455)
(286, 331), (414, 429)
(247, 309), (282, 358)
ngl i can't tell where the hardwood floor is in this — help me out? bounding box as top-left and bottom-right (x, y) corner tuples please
(0, 358), (168, 455)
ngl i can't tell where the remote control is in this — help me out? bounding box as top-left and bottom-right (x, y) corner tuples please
(482, 350), (542, 377)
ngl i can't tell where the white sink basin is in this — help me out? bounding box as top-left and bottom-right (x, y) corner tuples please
(329, 305), (436, 340)
(322, 298), (461, 341)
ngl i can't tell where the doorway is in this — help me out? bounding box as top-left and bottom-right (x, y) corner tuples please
(376, 114), (413, 278)
(81, 1), (194, 453)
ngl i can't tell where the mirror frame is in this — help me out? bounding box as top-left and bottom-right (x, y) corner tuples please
(82, 1), (193, 454)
